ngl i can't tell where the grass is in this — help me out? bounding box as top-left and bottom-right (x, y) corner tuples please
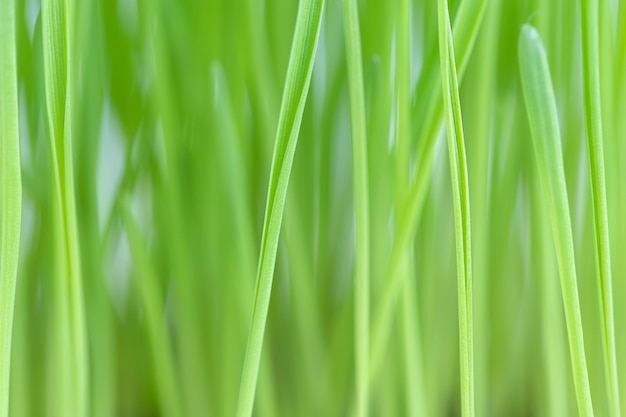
(121, 201), (184, 417)
(437, 0), (474, 414)
(3, 0), (626, 416)
(518, 24), (594, 417)
(342, 0), (371, 415)
(369, 0), (486, 385)
(235, 0), (325, 415)
(579, 0), (621, 414)
(0, 0), (22, 416)
(41, 0), (89, 414)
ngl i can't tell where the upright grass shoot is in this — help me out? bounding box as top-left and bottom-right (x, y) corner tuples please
(121, 202), (184, 417)
(235, 0), (325, 415)
(579, 0), (620, 414)
(395, 0), (426, 415)
(41, 0), (89, 414)
(437, 0), (474, 415)
(0, 0), (23, 415)
(369, 0), (487, 379)
(518, 24), (594, 417)
(342, 0), (371, 415)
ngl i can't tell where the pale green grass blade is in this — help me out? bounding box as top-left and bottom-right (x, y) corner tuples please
(0, 0), (23, 416)
(395, 0), (426, 415)
(580, 0), (621, 414)
(342, 0), (371, 415)
(533, 171), (570, 417)
(437, 0), (474, 415)
(518, 24), (594, 417)
(121, 202), (184, 417)
(41, 0), (89, 414)
(235, 0), (325, 415)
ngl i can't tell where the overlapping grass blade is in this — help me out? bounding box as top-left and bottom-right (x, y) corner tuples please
(235, 0), (325, 415)
(0, 0), (23, 415)
(579, 0), (620, 414)
(518, 24), (594, 417)
(41, 0), (89, 414)
(438, 0), (474, 414)
(370, 0), (487, 378)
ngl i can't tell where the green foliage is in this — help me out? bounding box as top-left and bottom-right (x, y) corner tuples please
(2, 0), (626, 416)
(342, 0), (371, 415)
(0, 1), (22, 416)
(518, 24), (593, 417)
(235, 1), (324, 415)
(438, 0), (474, 415)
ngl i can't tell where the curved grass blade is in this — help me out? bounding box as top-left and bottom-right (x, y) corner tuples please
(437, 0), (474, 414)
(342, 0), (371, 414)
(235, 0), (325, 415)
(580, 0), (621, 414)
(41, 0), (89, 414)
(0, 0), (23, 415)
(518, 24), (594, 417)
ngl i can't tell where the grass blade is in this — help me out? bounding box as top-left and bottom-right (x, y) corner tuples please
(41, 0), (89, 414)
(437, 0), (474, 415)
(342, 0), (371, 414)
(0, 0), (23, 415)
(369, 0), (487, 378)
(518, 24), (594, 417)
(235, 0), (325, 415)
(580, 0), (621, 414)
(121, 202), (184, 417)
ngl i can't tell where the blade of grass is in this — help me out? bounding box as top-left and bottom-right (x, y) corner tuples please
(394, 0), (426, 415)
(437, 0), (474, 415)
(579, 0), (621, 414)
(121, 201), (184, 417)
(369, 0), (487, 380)
(342, 0), (371, 415)
(0, 0), (23, 415)
(42, 0), (89, 416)
(235, 0), (325, 415)
(518, 24), (594, 417)
(41, 0), (89, 415)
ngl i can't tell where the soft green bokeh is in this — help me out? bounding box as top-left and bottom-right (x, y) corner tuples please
(1, 0), (625, 415)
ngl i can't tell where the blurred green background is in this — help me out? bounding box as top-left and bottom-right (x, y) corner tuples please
(4, 0), (626, 415)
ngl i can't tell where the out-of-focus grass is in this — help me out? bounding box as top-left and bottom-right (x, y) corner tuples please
(1, 0), (625, 416)
(0, 1), (22, 417)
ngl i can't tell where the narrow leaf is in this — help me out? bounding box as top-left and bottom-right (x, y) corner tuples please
(235, 0), (325, 416)
(0, 0), (23, 415)
(42, 0), (89, 414)
(518, 24), (594, 417)
(342, 0), (371, 414)
(438, 0), (474, 415)
(580, 0), (621, 414)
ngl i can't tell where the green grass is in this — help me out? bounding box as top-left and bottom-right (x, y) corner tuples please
(0, 0), (22, 416)
(342, 0), (371, 415)
(41, 0), (88, 414)
(438, 0), (474, 414)
(579, 0), (621, 414)
(235, 0), (324, 415)
(3, 0), (626, 416)
(518, 24), (594, 417)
